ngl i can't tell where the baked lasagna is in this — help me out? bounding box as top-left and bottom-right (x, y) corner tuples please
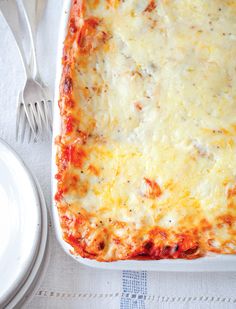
(55, 0), (236, 261)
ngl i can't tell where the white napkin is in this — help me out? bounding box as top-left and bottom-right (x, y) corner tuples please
(0, 1), (236, 308)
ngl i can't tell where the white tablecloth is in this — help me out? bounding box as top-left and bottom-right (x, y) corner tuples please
(0, 1), (236, 308)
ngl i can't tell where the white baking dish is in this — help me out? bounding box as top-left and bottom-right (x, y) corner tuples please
(52, 0), (236, 271)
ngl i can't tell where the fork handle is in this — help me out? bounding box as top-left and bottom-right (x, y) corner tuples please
(0, 0), (30, 77)
(17, 0), (38, 79)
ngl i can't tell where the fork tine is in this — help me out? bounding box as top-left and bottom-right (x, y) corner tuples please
(20, 109), (27, 143)
(37, 100), (46, 122)
(28, 121), (33, 144)
(37, 103), (44, 141)
(41, 100), (52, 135)
(37, 100), (50, 137)
(30, 102), (42, 140)
(44, 104), (51, 134)
(23, 103), (38, 138)
(44, 100), (53, 132)
(16, 91), (24, 142)
(16, 102), (22, 142)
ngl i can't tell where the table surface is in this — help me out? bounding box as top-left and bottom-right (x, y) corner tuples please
(1, 1), (236, 308)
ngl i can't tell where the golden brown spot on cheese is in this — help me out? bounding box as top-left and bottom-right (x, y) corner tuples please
(144, 0), (157, 13)
(144, 178), (162, 199)
(88, 164), (100, 176)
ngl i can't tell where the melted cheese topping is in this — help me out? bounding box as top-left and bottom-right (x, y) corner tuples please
(56, 0), (236, 261)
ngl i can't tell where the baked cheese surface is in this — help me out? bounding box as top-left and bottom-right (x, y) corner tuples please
(56, 0), (236, 261)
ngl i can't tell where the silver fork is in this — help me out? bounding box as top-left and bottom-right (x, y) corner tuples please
(17, 0), (52, 142)
(0, 0), (52, 142)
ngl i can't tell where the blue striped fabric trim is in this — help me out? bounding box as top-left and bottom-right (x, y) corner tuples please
(120, 271), (147, 309)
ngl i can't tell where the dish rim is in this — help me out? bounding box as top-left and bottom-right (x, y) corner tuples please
(51, 0), (236, 271)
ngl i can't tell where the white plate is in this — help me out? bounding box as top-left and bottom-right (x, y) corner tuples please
(0, 139), (47, 308)
(6, 175), (49, 309)
(52, 0), (236, 271)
